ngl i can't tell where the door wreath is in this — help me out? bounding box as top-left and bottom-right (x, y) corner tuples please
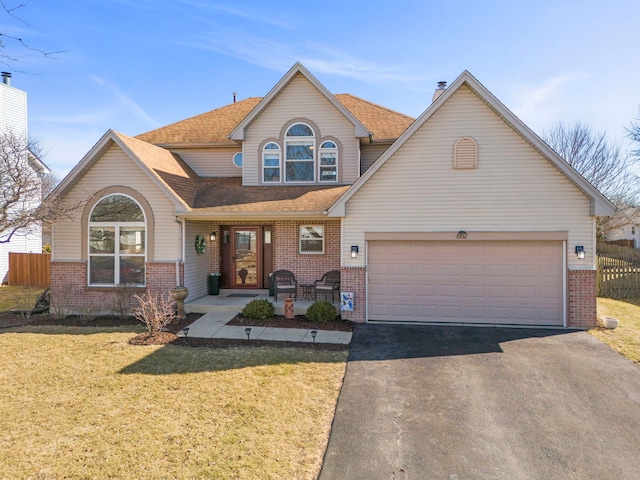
(195, 234), (206, 255)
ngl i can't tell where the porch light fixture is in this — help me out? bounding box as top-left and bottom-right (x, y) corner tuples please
(351, 245), (359, 258)
(457, 230), (468, 239)
(210, 232), (217, 241)
(245, 327), (252, 340)
(575, 245), (585, 259)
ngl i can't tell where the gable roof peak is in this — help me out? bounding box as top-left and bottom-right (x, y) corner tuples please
(229, 62), (371, 140)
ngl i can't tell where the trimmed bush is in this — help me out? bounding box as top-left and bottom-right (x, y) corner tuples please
(242, 299), (275, 319)
(306, 301), (337, 323)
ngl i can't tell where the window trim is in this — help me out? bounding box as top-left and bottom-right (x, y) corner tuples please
(262, 142), (281, 183)
(284, 122), (316, 183)
(299, 225), (324, 254)
(318, 140), (338, 182)
(88, 194), (147, 287)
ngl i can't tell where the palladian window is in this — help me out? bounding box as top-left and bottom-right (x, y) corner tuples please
(319, 141), (338, 182)
(262, 142), (281, 182)
(88, 194), (146, 286)
(285, 123), (315, 182)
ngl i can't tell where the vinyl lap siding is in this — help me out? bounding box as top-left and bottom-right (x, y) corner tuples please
(53, 145), (181, 262)
(243, 73), (360, 185)
(184, 221), (210, 299)
(360, 143), (391, 174)
(341, 85), (594, 270)
(171, 147), (241, 177)
(0, 85), (27, 135)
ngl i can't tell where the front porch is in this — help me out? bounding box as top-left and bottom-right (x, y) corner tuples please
(185, 288), (339, 316)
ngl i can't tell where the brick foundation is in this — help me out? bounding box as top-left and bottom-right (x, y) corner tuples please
(50, 261), (183, 315)
(340, 267), (366, 323)
(568, 269), (597, 329)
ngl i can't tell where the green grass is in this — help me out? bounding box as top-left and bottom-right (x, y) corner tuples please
(592, 298), (640, 365)
(0, 327), (348, 479)
(0, 285), (46, 311)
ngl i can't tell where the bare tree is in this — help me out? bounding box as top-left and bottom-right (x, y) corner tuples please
(627, 109), (640, 159)
(0, 1), (64, 69)
(0, 131), (78, 243)
(543, 121), (640, 237)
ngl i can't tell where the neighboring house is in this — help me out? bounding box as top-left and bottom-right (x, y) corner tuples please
(605, 224), (640, 248)
(0, 73), (50, 284)
(47, 63), (614, 328)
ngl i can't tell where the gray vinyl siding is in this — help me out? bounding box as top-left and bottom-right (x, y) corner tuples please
(243, 73), (360, 185)
(53, 145), (181, 262)
(341, 85), (595, 270)
(171, 147), (241, 177)
(183, 221), (210, 299)
(360, 143), (391, 174)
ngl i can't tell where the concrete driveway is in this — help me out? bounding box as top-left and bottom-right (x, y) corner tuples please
(319, 324), (640, 480)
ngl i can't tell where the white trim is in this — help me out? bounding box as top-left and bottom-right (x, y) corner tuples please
(299, 224), (324, 254)
(262, 142), (281, 183)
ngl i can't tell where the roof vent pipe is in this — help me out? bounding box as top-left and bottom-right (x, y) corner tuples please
(233, 91), (237, 103)
(432, 80), (447, 102)
(1, 72), (11, 86)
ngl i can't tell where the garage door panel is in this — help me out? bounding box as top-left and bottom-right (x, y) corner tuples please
(368, 240), (563, 325)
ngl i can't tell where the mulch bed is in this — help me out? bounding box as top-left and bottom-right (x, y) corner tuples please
(0, 311), (352, 350)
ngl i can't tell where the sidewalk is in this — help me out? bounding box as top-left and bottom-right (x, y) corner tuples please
(177, 308), (352, 345)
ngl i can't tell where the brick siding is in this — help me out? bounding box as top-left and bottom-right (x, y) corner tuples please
(50, 261), (182, 315)
(568, 269), (597, 329)
(340, 267), (366, 323)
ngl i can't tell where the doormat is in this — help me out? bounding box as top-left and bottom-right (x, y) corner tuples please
(226, 294), (259, 298)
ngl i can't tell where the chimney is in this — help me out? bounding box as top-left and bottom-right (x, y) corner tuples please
(233, 91), (237, 103)
(432, 80), (446, 102)
(1, 72), (12, 86)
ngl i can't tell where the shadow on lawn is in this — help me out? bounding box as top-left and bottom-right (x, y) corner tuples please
(119, 340), (348, 375)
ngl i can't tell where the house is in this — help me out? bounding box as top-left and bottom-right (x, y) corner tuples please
(0, 72), (50, 284)
(47, 63), (614, 328)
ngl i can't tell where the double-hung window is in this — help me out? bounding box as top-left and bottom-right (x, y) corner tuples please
(88, 194), (146, 286)
(262, 142), (281, 182)
(319, 141), (338, 182)
(299, 225), (324, 254)
(285, 123), (315, 182)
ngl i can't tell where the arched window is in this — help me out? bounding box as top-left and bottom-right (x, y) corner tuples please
(262, 142), (281, 182)
(285, 123), (315, 182)
(319, 140), (338, 182)
(88, 194), (146, 286)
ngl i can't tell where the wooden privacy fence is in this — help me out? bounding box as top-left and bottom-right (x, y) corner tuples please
(597, 242), (640, 298)
(8, 252), (50, 287)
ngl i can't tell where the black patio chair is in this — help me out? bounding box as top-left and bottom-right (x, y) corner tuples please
(273, 269), (298, 302)
(314, 270), (340, 302)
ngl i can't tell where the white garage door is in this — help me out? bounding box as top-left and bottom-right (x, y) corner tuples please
(368, 240), (564, 325)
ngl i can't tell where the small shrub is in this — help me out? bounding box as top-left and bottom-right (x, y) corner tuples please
(50, 285), (75, 320)
(242, 299), (275, 319)
(112, 283), (136, 320)
(132, 290), (176, 335)
(77, 306), (97, 322)
(306, 301), (337, 323)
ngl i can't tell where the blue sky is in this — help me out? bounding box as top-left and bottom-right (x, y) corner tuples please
(3, 0), (639, 178)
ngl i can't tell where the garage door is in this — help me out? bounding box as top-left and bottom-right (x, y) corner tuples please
(368, 240), (564, 325)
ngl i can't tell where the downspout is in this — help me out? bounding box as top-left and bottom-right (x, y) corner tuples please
(176, 217), (186, 286)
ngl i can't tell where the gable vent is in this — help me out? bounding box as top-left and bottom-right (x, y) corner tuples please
(453, 137), (477, 169)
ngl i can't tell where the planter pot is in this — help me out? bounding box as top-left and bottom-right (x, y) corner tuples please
(602, 316), (619, 329)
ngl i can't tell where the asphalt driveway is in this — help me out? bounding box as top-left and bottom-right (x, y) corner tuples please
(319, 324), (640, 480)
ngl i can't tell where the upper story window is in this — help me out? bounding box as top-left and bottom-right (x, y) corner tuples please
(319, 141), (338, 182)
(285, 123), (315, 182)
(262, 142), (281, 182)
(88, 194), (146, 286)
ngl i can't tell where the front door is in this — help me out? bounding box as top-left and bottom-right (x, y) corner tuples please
(232, 227), (260, 288)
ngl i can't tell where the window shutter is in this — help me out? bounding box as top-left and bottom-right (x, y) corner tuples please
(453, 137), (477, 169)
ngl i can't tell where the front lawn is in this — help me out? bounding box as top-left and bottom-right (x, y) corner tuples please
(0, 326), (347, 479)
(593, 298), (640, 365)
(0, 285), (46, 312)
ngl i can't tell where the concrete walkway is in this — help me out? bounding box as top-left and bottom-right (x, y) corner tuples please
(177, 307), (352, 345)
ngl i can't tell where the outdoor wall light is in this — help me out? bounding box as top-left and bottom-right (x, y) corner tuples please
(575, 245), (585, 259)
(210, 232), (217, 241)
(351, 245), (359, 258)
(457, 230), (468, 239)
